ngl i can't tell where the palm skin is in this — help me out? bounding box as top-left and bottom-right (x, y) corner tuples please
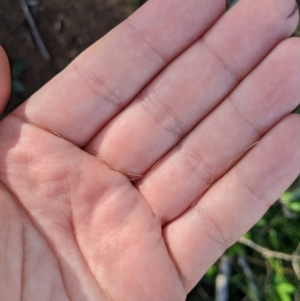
(1, 0), (300, 300)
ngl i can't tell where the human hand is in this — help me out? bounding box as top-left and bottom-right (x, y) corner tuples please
(1, 0), (300, 300)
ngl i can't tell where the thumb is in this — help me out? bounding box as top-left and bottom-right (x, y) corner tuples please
(0, 46), (11, 115)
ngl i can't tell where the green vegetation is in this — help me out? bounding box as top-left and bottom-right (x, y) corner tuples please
(187, 17), (300, 301)
(11, 59), (28, 96)
(189, 180), (300, 300)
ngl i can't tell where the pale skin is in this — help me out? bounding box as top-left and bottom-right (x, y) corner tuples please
(0, 0), (300, 300)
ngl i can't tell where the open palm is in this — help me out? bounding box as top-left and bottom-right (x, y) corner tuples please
(1, 0), (300, 300)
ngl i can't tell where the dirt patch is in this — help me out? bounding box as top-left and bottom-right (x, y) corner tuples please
(0, 0), (136, 113)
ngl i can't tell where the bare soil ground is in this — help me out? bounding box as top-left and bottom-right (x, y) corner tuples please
(0, 0), (133, 113)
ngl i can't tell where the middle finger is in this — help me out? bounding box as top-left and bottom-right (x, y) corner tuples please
(138, 38), (300, 224)
(86, 0), (298, 176)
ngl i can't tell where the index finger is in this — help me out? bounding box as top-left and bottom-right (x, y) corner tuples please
(13, 0), (225, 146)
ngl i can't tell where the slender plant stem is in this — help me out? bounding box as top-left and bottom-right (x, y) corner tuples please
(20, 0), (51, 61)
(239, 237), (300, 262)
(215, 255), (232, 301)
(237, 254), (260, 301)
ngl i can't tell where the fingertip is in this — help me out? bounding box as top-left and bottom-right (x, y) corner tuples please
(0, 46), (11, 114)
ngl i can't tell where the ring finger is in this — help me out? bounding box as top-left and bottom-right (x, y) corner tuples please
(138, 38), (300, 224)
(85, 0), (298, 176)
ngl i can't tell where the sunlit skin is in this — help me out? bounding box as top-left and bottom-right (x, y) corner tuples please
(1, 0), (300, 300)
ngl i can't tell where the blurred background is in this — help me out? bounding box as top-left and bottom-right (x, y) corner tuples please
(0, 0), (299, 300)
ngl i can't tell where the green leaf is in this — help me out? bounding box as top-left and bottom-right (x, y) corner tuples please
(289, 187), (300, 202)
(256, 217), (267, 227)
(205, 265), (217, 278)
(12, 80), (25, 95)
(243, 232), (251, 239)
(11, 59), (28, 79)
(275, 283), (295, 301)
(289, 202), (300, 213)
(226, 243), (244, 257)
(269, 229), (280, 250)
(281, 188), (300, 213)
(281, 191), (293, 203)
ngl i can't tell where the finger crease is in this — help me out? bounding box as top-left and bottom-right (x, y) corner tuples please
(125, 18), (169, 65)
(194, 205), (233, 249)
(140, 93), (188, 139)
(201, 38), (242, 83)
(228, 95), (263, 137)
(179, 143), (214, 187)
(234, 168), (272, 210)
(71, 59), (124, 110)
